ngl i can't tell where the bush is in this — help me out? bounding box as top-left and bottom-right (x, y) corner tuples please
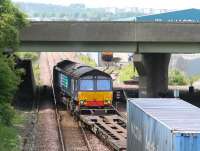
(169, 69), (188, 86)
(0, 103), (15, 126)
(33, 63), (40, 84)
(118, 63), (138, 82)
(0, 124), (21, 151)
(0, 0), (28, 50)
(0, 54), (21, 101)
(78, 54), (97, 67)
(0, 54), (22, 125)
(0, 111), (26, 151)
(0, 0), (28, 150)
(15, 52), (39, 61)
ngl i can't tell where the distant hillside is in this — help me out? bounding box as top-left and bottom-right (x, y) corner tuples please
(169, 54), (200, 76)
(14, 2), (170, 21)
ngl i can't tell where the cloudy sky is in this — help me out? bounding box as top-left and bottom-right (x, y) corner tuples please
(12, 0), (200, 9)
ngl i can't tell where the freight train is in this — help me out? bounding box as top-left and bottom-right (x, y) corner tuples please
(53, 60), (114, 114)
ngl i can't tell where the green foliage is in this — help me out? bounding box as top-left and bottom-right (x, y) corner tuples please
(33, 63), (40, 84)
(169, 69), (188, 86)
(188, 75), (200, 86)
(0, 0), (27, 150)
(12, 111), (25, 126)
(0, 111), (26, 151)
(0, 54), (22, 125)
(78, 54), (97, 67)
(0, 102), (15, 126)
(0, 111), (25, 151)
(15, 52), (40, 84)
(0, 0), (28, 51)
(0, 0), (27, 124)
(118, 63), (138, 82)
(0, 124), (21, 151)
(0, 54), (21, 102)
(15, 52), (39, 61)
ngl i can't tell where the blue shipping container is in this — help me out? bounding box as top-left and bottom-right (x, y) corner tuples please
(127, 98), (200, 151)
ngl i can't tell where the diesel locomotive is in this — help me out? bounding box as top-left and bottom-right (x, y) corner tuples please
(53, 60), (113, 114)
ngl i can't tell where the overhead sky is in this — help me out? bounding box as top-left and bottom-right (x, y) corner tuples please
(12, 0), (200, 9)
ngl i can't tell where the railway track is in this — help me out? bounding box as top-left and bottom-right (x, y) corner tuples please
(45, 52), (66, 151)
(46, 52), (108, 151)
(46, 52), (126, 151)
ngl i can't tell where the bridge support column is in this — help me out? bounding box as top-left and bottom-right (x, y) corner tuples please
(134, 53), (171, 98)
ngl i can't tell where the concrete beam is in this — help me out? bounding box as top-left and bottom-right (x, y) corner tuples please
(20, 22), (200, 42)
(19, 22), (200, 53)
(20, 22), (135, 42)
(139, 42), (200, 53)
(19, 42), (137, 52)
(135, 22), (200, 42)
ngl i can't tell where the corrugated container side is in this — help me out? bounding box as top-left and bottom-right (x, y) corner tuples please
(173, 132), (200, 151)
(127, 99), (200, 151)
(128, 101), (172, 151)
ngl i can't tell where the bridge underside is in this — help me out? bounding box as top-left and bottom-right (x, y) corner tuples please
(19, 42), (200, 53)
(19, 42), (136, 52)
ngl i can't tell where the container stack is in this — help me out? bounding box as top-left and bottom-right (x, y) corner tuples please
(127, 98), (200, 151)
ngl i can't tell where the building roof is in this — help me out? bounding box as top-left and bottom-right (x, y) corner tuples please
(136, 8), (200, 22)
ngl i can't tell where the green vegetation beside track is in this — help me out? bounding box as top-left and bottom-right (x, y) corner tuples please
(15, 52), (39, 61)
(169, 69), (188, 86)
(78, 53), (97, 67)
(118, 63), (138, 83)
(15, 52), (41, 84)
(0, 0), (28, 150)
(168, 69), (200, 86)
(0, 111), (26, 151)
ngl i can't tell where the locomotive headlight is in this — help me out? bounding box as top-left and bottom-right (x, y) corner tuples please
(80, 100), (84, 105)
(105, 99), (111, 104)
(107, 100), (111, 104)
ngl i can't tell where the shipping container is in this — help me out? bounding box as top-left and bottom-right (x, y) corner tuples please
(127, 98), (200, 151)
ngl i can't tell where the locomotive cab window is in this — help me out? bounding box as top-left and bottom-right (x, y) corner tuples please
(97, 79), (111, 91)
(96, 76), (112, 91)
(80, 79), (94, 91)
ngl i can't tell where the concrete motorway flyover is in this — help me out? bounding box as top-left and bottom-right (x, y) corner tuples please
(19, 21), (200, 97)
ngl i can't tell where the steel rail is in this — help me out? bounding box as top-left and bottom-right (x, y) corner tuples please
(46, 52), (66, 151)
(79, 123), (93, 151)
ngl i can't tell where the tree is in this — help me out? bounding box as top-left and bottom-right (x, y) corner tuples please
(0, 0), (28, 125)
(0, 0), (27, 50)
(168, 69), (188, 86)
(118, 63), (138, 83)
(0, 54), (22, 125)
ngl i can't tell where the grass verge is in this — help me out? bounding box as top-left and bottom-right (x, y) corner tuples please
(0, 111), (26, 151)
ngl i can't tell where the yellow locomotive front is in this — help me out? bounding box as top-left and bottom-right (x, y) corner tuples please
(78, 76), (113, 109)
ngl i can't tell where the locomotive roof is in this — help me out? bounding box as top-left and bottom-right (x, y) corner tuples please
(55, 60), (111, 78)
